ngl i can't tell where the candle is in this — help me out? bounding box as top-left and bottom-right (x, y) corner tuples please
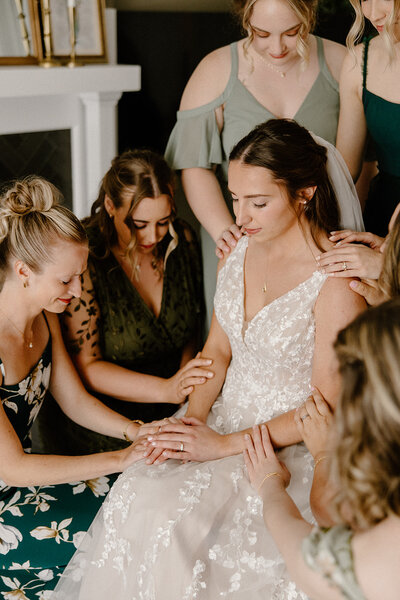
(67, 0), (76, 7)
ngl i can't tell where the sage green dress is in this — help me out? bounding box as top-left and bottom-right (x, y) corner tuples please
(0, 331), (116, 599)
(302, 525), (366, 600)
(165, 37), (340, 328)
(37, 219), (204, 454)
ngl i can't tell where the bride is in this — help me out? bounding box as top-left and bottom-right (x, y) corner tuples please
(54, 119), (365, 599)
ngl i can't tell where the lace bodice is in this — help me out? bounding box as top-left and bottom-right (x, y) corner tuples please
(211, 236), (327, 434)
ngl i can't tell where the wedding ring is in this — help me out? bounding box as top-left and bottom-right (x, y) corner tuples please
(180, 442), (184, 452)
(342, 262), (347, 271)
(300, 413), (310, 421)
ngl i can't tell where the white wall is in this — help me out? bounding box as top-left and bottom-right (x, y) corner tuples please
(114, 0), (231, 12)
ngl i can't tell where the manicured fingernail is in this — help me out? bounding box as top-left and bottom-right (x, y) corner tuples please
(349, 281), (358, 289)
(244, 434), (250, 439)
(261, 424), (266, 429)
(151, 441), (157, 446)
(315, 255), (320, 261)
(335, 242), (341, 246)
(145, 459), (152, 464)
(206, 359), (212, 365)
(147, 436), (153, 441)
(207, 372), (213, 377)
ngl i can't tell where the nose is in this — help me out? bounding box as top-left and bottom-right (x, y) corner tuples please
(268, 35), (285, 56)
(368, 0), (385, 22)
(69, 276), (82, 299)
(146, 225), (157, 244)
(234, 200), (251, 228)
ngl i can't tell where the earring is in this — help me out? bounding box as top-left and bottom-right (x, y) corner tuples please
(23, 280), (28, 288)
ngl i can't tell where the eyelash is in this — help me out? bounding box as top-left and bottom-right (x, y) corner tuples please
(133, 221), (169, 230)
(231, 198), (267, 208)
(252, 28), (299, 38)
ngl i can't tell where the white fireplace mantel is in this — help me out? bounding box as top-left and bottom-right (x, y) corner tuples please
(0, 64), (141, 217)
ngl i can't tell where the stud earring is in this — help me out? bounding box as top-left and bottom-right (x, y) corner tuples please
(23, 280), (28, 288)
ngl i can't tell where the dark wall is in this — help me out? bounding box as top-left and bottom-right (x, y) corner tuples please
(116, 7), (358, 156)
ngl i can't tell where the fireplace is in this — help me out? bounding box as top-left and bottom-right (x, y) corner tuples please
(0, 64), (141, 217)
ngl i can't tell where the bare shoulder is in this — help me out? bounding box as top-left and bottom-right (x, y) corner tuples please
(353, 517), (400, 600)
(321, 37), (347, 81)
(180, 44), (234, 111)
(316, 277), (366, 320)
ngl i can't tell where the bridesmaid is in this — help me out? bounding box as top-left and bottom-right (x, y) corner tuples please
(0, 177), (149, 598)
(38, 149), (209, 455)
(337, 0), (400, 236)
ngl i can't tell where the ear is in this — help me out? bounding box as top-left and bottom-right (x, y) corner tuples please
(104, 195), (115, 217)
(14, 260), (31, 287)
(298, 186), (317, 205)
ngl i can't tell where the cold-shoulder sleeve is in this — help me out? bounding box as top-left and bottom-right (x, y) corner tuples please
(165, 100), (225, 171)
(302, 525), (366, 600)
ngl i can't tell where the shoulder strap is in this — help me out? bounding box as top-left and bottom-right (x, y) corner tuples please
(315, 36), (325, 71)
(0, 361), (4, 379)
(362, 37), (371, 89)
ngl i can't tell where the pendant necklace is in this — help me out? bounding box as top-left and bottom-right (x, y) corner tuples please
(250, 45), (299, 79)
(0, 307), (33, 349)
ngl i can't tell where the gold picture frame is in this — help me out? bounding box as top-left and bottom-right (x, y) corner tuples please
(44, 0), (108, 64)
(0, 0), (43, 65)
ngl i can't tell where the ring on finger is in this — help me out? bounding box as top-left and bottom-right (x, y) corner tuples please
(180, 442), (184, 452)
(300, 413), (310, 421)
(342, 261), (347, 271)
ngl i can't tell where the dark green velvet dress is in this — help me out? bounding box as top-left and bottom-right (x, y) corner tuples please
(0, 335), (116, 598)
(362, 36), (400, 236)
(38, 219), (204, 454)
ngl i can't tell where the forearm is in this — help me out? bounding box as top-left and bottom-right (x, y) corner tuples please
(53, 385), (140, 442)
(221, 409), (302, 457)
(75, 358), (169, 404)
(181, 168), (234, 241)
(185, 354), (228, 421)
(310, 461), (338, 527)
(2, 448), (124, 488)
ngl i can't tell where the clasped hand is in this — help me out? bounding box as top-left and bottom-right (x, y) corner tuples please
(142, 417), (227, 465)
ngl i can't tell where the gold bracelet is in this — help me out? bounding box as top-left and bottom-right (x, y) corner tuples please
(257, 471), (283, 494)
(123, 419), (144, 442)
(314, 455), (329, 469)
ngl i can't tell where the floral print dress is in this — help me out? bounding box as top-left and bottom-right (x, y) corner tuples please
(0, 335), (116, 599)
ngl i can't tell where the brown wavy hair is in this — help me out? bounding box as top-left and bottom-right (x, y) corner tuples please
(332, 299), (400, 529)
(233, 0), (318, 65)
(378, 207), (400, 300)
(84, 149), (177, 275)
(229, 118), (340, 252)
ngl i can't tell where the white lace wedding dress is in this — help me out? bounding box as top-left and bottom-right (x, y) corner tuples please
(54, 236), (327, 599)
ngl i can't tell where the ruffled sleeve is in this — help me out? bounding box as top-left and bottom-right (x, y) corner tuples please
(165, 100), (225, 171)
(302, 525), (365, 600)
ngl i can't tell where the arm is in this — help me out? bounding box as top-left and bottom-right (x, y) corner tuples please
(61, 268), (213, 404)
(0, 313), (147, 487)
(336, 47), (368, 182)
(244, 425), (344, 600)
(179, 46), (234, 241)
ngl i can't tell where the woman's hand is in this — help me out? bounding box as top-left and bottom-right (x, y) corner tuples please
(349, 278), (386, 306)
(119, 436), (149, 470)
(164, 353), (214, 403)
(328, 229), (384, 250)
(144, 416), (228, 462)
(215, 224), (243, 258)
(244, 425), (290, 495)
(316, 243), (383, 280)
(294, 388), (334, 460)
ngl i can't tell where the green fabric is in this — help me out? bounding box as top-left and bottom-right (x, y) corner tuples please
(0, 336), (115, 599)
(37, 219), (204, 454)
(362, 36), (400, 236)
(165, 37), (339, 181)
(302, 525), (365, 600)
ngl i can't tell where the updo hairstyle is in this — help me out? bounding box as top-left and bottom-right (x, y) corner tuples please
(233, 0), (318, 65)
(0, 176), (86, 286)
(229, 118), (340, 251)
(333, 298), (400, 529)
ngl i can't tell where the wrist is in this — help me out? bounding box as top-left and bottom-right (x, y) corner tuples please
(123, 420), (143, 442)
(223, 432), (244, 457)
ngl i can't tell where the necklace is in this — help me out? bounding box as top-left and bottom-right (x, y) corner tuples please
(250, 45), (299, 79)
(0, 306), (33, 349)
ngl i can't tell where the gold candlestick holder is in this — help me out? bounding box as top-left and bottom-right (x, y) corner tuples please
(39, 0), (61, 67)
(67, 4), (83, 68)
(14, 0), (31, 56)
